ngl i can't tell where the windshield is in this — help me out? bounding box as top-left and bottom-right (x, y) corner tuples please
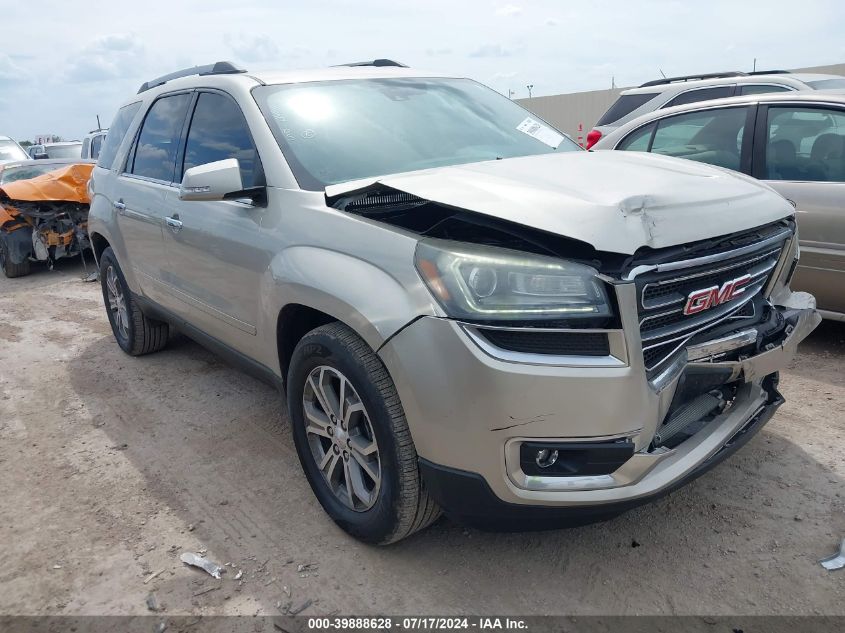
(0, 140), (29, 163)
(0, 163), (65, 184)
(807, 78), (845, 90)
(254, 78), (580, 190)
(46, 143), (82, 158)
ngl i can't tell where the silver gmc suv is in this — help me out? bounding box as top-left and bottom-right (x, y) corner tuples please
(88, 60), (820, 543)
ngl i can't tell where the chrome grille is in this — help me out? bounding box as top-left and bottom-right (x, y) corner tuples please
(631, 227), (791, 372)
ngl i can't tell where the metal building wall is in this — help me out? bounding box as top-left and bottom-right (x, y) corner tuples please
(516, 62), (845, 141)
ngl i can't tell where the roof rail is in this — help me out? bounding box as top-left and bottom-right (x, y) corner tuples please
(639, 71), (748, 88)
(137, 61), (247, 94)
(337, 59), (408, 68)
(748, 69), (790, 76)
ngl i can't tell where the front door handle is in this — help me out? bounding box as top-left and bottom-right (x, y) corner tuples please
(165, 215), (183, 232)
(113, 200), (126, 212)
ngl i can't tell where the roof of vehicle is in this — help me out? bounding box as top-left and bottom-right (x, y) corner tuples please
(0, 135), (14, 141)
(43, 141), (82, 147)
(621, 72), (844, 95)
(595, 90), (845, 147)
(131, 61), (460, 101)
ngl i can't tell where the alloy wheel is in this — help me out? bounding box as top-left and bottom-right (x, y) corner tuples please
(105, 265), (129, 341)
(302, 365), (382, 512)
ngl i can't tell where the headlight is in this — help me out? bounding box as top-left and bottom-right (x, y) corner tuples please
(414, 239), (612, 321)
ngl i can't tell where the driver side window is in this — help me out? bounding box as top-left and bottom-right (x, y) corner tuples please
(182, 92), (264, 189)
(764, 106), (845, 182)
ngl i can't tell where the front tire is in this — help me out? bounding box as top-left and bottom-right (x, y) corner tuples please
(0, 233), (31, 278)
(288, 322), (441, 544)
(99, 246), (169, 356)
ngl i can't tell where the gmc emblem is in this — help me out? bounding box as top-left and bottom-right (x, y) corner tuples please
(683, 274), (752, 316)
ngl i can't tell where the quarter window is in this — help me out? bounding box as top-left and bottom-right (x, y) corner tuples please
(128, 94), (191, 182)
(765, 106), (845, 182)
(182, 92), (263, 188)
(645, 107), (747, 171)
(618, 122), (655, 151)
(663, 86), (734, 108)
(91, 134), (104, 160)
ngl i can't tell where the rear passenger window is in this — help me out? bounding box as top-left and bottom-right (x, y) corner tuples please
(182, 92), (263, 188)
(648, 107), (747, 171)
(618, 122), (655, 151)
(97, 102), (142, 169)
(129, 94), (192, 182)
(737, 84), (791, 96)
(765, 106), (845, 182)
(663, 86), (734, 108)
(596, 92), (660, 126)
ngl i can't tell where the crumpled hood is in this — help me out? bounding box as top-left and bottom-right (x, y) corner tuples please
(325, 151), (794, 255)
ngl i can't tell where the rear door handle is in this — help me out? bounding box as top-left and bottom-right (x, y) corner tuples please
(165, 216), (183, 232)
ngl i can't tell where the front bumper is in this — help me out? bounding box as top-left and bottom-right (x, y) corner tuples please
(377, 290), (819, 522)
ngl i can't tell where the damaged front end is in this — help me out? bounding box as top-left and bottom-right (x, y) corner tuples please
(333, 177), (819, 521)
(0, 163), (94, 278)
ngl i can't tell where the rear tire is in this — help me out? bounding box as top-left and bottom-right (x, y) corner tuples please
(99, 246), (169, 356)
(287, 322), (441, 544)
(0, 234), (31, 278)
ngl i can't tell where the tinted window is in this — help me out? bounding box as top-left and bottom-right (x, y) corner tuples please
(765, 106), (845, 182)
(649, 107), (747, 171)
(45, 143), (82, 158)
(663, 86), (734, 108)
(129, 94), (191, 182)
(737, 84), (791, 96)
(91, 134), (104, 159)
(98, 102), (142, 169)
(596, 92), (660, 126)
(81, 138), (91, 158)
(183, 92), (263, 188)
(254, 78), (580, 190)
(618, 122), (655, 151)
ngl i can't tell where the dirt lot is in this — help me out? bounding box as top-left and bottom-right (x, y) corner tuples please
(1, 259), (843, 616)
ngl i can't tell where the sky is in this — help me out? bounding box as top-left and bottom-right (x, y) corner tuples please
(2, 0), (844, 142)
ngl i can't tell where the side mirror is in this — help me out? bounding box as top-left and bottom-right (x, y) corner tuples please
(179, 158), (243, 202)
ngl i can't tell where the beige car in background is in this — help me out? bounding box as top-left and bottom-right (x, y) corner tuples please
(594, 91), (845, 321)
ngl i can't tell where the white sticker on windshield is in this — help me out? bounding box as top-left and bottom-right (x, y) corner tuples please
(516, 117), (564, 149)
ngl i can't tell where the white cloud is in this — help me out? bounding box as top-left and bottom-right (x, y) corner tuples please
(492, 71), (517, 80)
(67, 33), (146, 82)
(226, 33), (280, 63)
(545, 18), (558, 27)
(495, 4), (522, 17)
(0, 53), (29, 83)
(469, 44), (513, 58)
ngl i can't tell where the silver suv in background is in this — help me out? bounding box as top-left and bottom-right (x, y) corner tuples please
(587, 70), (845, 148)
(88, 60), (818, 543)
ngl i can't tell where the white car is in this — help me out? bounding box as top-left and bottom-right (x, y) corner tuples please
(0, 135), (30, 165)
(587, 70), (845, 149)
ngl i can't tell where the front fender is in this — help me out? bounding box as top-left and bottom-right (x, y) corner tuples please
(266, 245), (438, 352)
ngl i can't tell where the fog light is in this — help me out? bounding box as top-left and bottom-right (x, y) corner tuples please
(535, 448), (559, 469)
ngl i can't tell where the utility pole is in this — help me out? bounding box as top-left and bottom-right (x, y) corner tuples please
(508, 89), (515, 99)
(753, 57), (757, 72)
(526, 84), (534, 98)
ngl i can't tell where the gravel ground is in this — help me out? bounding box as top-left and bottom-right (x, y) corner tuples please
(0, 259), (843, 616)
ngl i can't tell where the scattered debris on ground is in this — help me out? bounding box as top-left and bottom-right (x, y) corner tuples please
(180, 552), (225, 579)
(820, 538), (845, 571)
